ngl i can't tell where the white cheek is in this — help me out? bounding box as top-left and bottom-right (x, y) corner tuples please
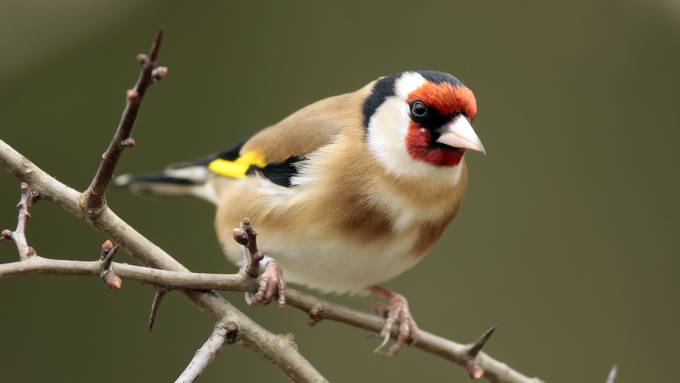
(366, 97), (412, 174)
(366, 96), (464, 184)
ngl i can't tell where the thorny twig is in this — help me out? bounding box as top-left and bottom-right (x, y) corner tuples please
(0, 227), (540, 383)
(464, 325), (497, 380)
(82, 28), (167, 214)
(0, 29), (324, 382)
(0, 29), (546, 383)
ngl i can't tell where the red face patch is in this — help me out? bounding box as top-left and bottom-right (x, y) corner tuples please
(405, 82), (477, 167)
(406, 125), (465, 166)
(406, 82), (477, 120)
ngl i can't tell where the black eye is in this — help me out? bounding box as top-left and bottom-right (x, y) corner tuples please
(411, 101), (427, 117)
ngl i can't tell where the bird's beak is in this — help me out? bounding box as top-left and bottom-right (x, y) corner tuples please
(436, 114), (486, 154)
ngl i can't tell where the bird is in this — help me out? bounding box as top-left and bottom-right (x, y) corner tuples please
(115, 70), (485, 355)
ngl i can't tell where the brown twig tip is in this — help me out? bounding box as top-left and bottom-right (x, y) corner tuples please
(83, 29), (167, 212)
(225, 322), (239, 344)
(1, 229), (11, 240)
(606, 365), (618, 383)
(467, 325), (497, 358)
(149, 27), (164, 63)
(120, 137), (136, 148)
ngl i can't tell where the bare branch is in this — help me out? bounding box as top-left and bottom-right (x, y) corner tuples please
(82, 28), (165, 213)
(176, 323), (229, 383)
(0, 28), (325, 382)
(1, 183), (39, 260)
(0, 143), (325, 383)
(606, 365), (618, 383)
(0, 250), (541, 383)
(0, 30), (545, 383)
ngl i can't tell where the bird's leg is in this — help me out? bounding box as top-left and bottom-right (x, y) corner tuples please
(246, 257), (287, 308)
(369, 285), (419, 356)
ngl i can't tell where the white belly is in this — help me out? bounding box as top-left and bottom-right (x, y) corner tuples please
(224, 228), (424, 295)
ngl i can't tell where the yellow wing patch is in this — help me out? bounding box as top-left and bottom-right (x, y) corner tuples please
(208, 151), (267, 178)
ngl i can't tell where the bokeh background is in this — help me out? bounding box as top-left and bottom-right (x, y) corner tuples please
(1, 1), (679, 382)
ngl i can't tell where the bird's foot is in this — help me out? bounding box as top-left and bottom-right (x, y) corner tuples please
(245, 260), (287, 308)
(371, 289), (419, 356)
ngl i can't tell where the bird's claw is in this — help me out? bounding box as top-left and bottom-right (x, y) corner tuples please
(373, 293), (419, 356)
(245, 261), (286, 308)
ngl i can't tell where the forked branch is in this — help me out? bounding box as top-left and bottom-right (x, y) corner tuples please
(82, 28), (167, 213)
(0, 29), (544, 383)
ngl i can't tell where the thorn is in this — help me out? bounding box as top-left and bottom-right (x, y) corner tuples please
(148, 288), (167, 331)
(120, 138), (136, 148)
(606, 365), (618, 383)
(149, 27), (165, 63)
(1, 229), (12, 240)
(126, 89), (139, 101)
(467, 325), (497, 358)
(152, 66), (168, 81)
(225, 322), (239, 344)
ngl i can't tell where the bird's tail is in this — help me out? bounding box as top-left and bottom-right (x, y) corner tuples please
(114, 163), (217, 204)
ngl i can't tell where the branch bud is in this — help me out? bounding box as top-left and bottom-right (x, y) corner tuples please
(1, 229), (12, 240)
(152, 66), (168, 81)
(103, 271), (123, 290)
(126, 89), (139, 101)
(136, 53), (149, 66)
(121, 138), (136, 148)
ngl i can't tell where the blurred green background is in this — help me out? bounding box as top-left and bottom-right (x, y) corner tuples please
(1, 1), (679, 382)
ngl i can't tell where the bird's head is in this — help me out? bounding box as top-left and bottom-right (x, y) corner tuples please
(363, 71), (484, 180)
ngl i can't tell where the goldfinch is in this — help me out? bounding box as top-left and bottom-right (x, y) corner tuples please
(115, 70), (484, 355)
